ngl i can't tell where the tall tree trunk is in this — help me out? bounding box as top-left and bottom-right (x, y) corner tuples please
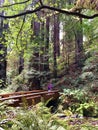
(32, 21), (40, 70)
(28, 20), (41, 90)
(0, 44), (7, 88)
(53, 14), (58, 78)
(55, 15), (60, 57)
(67, 0), (84, 67)
(0, 1), (7, 88)
(44, 17), (50, 71)
(74, 18), (84, 67)
(40, 21), (44, 72)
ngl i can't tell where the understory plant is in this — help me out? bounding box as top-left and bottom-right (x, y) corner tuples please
(59, 89), (98, 117)
(76, 102), (98, 117)
(0, 102), (66, 130)
(0, 92), (98, 130)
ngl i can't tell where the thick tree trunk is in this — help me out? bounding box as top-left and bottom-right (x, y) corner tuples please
(19, 53), (24, 74)
(0, 1), (7, 88)
(31, 21), (40, 70)
(74, 18), (84, 67)
(0, 44), (7, 88)
(28, 20), (41, 90)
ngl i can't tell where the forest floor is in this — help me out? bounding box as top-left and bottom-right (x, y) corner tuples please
(50, 63), (98, 129)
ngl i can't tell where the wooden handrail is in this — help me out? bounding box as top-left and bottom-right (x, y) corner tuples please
(0, 90), (59, 101)
(0, 90), (46, 98)
(0, 90), (60, 107)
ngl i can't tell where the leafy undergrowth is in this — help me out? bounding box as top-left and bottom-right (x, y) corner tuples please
(56, 88), (98, 129)
(0, 90), (98, 130)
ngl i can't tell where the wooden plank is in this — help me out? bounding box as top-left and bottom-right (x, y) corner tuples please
(26, 95), (41, 106)
(0, 90), (59, 107)
(43, 92), (59, 101)
(8, 95), (41, 107)
(0, 90), (46, 98)
(43, 93), (55, 101)
(0, 90), (59, 101)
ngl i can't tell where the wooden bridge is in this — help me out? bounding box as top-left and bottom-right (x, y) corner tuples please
(0, 90), (59, 107)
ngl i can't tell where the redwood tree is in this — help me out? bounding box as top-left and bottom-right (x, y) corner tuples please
(0, 0), (7, 88)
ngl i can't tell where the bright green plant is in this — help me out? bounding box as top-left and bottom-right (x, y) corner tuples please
(59, 88), (98, 117)
(0, 102), (66, 130)
(0, 100), (98, 130)
(61, 89), (89, 103)
(76, 102), (98, 117)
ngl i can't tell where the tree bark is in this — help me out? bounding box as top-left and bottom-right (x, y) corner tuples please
(19, 53), (24, 74)
(53, 14), (58, 78)
(28, 20), (41, 90)
(54, 14), (60, 57)
(44, 17), (50, 71)
(0, 0), (7, 88)
(74, 18), (84, 67)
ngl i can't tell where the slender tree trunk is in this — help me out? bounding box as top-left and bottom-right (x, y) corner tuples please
(53, 14), (58, 78)
(55, 15), (60, 57)
(44, 17), (50, 71)
(40, 21), (44, 72)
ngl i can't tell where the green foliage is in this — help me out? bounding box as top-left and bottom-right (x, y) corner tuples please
(0, 102), (66, 130)
(61, 89), (89, 104)
(59, 88), (98, 118)
(10, 71), (28, 91)
(79, 72), (95, 82)
(0, 0), (98, 129)
(0, 80), (5, 88)
(76, 102), (98, 117)
(0, 97), (98, 130)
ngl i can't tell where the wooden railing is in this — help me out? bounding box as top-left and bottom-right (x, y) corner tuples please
(0, 90), (59, 107)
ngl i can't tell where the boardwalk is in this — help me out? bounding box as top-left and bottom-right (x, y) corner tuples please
(0, 90), (59, 107)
